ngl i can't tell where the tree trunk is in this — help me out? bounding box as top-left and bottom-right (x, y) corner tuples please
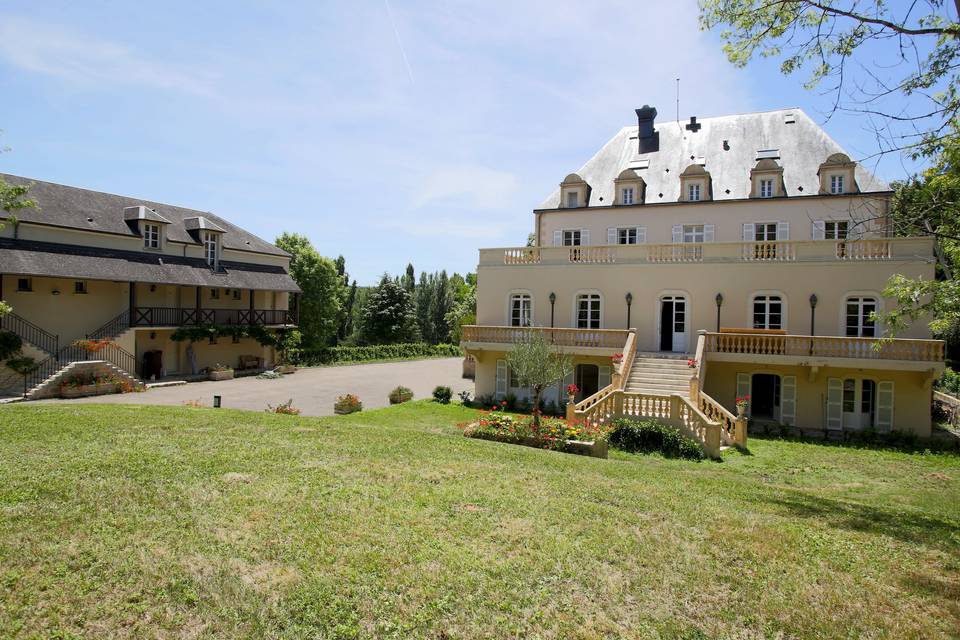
(532, 385), (543, 429)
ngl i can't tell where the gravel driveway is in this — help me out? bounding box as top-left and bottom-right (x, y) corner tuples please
(33, 358), (473, 416)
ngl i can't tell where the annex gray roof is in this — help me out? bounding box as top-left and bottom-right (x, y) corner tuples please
(0, 238), (300, 292)
(537, 108), (889, 210)
(0, 174), (289, 257)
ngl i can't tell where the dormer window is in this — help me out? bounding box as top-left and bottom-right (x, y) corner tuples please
(559, 173), (590, 209)
(614, 168), (645, 206)
(622, 187), (634, 205)
(688, 183), (701, 201)
(760, 179), (773, 198)
(203, 231), (219, 266)
(143, 223), (161, 249)
(830, 174), (845, 194)
(679, 164), (712, 202)
(818, 153), (858, 195)
(750, 158), (784, 199)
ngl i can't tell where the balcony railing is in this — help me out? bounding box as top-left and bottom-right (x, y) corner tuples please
(461, 325), (630, 349)
(131, 307), (297, 327)
(703, 331), (944, 362)
(483, 237), (932, 267)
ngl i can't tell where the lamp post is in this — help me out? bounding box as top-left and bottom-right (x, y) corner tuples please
(809, 294), (818, 355)
(549, 292), (556, 328)
(715, 293), (723, 332)
(625, 292), (633, 328)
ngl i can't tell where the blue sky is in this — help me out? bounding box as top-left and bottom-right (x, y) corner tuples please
(0, 1), (935, 284)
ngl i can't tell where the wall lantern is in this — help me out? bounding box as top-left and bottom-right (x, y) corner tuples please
(715, 293), (723, 332)
(809, 294), (818, 337)
(625, 292), (633, 328)
(149, 331), (156, 340)
(51, 289), (60, 296)
(549, 292), (557, 328)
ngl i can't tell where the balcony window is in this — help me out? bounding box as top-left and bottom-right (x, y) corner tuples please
(509, 293), (532, 327)
(759, 179), (774, 198)
(688, 183), (701, 201)
(825, 221), (848, 240)
(618, 228), (637, 244)
(682, 224), (705, 243)
(621, 187), (634, 205)
(16, 277), (32, 292)
(203, 231), (219, 266)
(846, 296), (877, 337)
(754, 222), (777, 241)
(576, 293), (601, 329)
(143, 223), (161, 249)
(752, 295), (783, 330)
(74, 281), (88, 294)
(830, 174), (845, 194)
(562, 230), (582, 246)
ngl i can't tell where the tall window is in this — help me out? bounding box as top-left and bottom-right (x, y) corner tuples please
(509, 293), (532, 327)
(682, 224), (705, 243)
(759, 179), (773, 198)
(566, 191), (579, 208)
(562, 230), (582, 246)
(825, 221), (848, 239)
(830, 174), (845, 194)
(203, 232), (218, 266)
(621, 187), (634, 205)
(688, 183), (701, 201)
(846, 296), (877, 337)
(576, 293), (601, 329)
(752, 295), (783, 330)
(143, 223), (161, 249)
(617, 227), (638, 245)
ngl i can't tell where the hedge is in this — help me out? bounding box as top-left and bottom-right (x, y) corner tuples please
(296, 343), (462, 366)
(608, 418), (706, 461)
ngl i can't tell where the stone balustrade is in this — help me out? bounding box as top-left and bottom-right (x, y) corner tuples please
(461, 325), (631, 349)
(703, 331), (944, 362)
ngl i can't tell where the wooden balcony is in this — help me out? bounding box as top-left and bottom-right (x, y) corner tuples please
(131, 307), (297, 328)
(461, 325), (630, 350)
(485, 237), (932, 267)
(702, 331), (944, 368)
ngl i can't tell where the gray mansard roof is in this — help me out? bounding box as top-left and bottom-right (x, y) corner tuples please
(537, 108), (889, 210)
(0, 173), (289, 257)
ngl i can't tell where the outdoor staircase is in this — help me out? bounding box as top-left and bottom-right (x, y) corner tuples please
(625, 354), (692, 397)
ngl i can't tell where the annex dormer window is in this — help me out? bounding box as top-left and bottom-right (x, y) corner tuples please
(143, 223), (161, 249)
(559, 173), (590, 209)
(818, 153), (858, 195)
(679, 164), (712, 202)
(203, 231), (219, 266)
(750, 158), (784, 199)
(614, 168), (645, 206)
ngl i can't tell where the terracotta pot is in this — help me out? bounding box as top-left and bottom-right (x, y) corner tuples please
(208, 370), (234, 381)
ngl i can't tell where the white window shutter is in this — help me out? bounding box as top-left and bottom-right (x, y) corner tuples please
(704, 224), (715, 242)
(812, 220), (825, 240)
(780, 375), (797, 426)
(636, 226), (647, 243)
(876, 381), (894, 431)
(826, 378), (843, 430)
(598, 365), (611, 390)
(777, 221), (790, 240)
(581, 229), (590, 246)
(736, 373), (751, 417)
(672, 225), (683, 243)
(495, 359), (508, 397)
(553, 230), (562, 246)
(607, 227), (617, 245)
(742, 223), (755, 241)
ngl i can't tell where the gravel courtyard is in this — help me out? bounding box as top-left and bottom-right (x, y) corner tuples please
(33, 357), (473, 416)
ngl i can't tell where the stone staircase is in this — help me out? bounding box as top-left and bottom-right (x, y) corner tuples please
(27, 360), (143, 400)
(625, 354), (692, 397)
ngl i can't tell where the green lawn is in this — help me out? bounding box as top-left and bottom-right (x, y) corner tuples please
(1, 402), (958, 639)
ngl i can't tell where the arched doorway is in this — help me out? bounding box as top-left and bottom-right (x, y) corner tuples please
(658, 295), (687, 352)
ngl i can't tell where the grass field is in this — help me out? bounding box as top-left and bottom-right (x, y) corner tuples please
(1, 401), (958, 639)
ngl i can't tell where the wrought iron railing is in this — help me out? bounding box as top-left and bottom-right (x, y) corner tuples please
(0, 312), (58, 355)
(87, 310), (131, 340)
(131, 307), (296, 327)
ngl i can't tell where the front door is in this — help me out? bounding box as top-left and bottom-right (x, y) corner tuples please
(751, 373), (781, 421)
(575, 364), (599, 401)
(659, 296), (687, 352)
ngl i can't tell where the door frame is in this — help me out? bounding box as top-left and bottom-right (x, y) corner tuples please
(655, 290), (691, 353)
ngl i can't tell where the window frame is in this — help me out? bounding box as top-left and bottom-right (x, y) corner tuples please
(143, 222), (162, 250)
(572, 291), (603, 329)
(565, 191), (580, 208)
(748, 291), (787, 331)
(621, 187), (635, 205)
(562, 229), (582, 246)
(844, 295), (879, 337)
(16, 277), (32, 292)
(759, 178), (774, 198)
(210, 287), (221, 300)
(824, 220), (849, 240)
(830, 174), (845, 194)
(203, 231), (219, 266)
(507, 291), (534, 327)
(682, 224), (705, 243)
(73, 281), (88, 295)
(687, 182), (702, 202)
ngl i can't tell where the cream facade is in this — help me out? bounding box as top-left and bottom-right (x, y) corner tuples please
(463, 107), (944, 443)
(0, 174), (299, 395)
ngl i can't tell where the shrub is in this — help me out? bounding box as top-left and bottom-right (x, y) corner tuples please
(433, 385), (452, 404)
(389, 386), (414, 404)
(608, 418), (705, 461)
(296, 343), (462, 366)
(465, 412), (609, 451)
(266, 399), (301, 415)
(936, 367), (960, 396)
(457, 390), (472, 404)
(0, 330), (22, 360)
(504, 392), (518, 411)
(334, 394), (363, 414)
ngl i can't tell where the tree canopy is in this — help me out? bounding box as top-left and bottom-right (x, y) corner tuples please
(358, 274), (420, 345)
(275, 233), (344, 349)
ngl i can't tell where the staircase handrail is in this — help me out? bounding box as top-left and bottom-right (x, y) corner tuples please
(87, 310), (131, 340)
(0, 312), (59, 355)
(59, 342), (139, 377)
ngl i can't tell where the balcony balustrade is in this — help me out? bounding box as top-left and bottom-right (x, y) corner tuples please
(703, 331), (944, 363)
(461, 325), (630, 349)
(131, 307), (297, 327)
(481, 237), (931, 267)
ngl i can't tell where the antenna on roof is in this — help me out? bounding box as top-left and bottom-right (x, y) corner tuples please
(676, 78), (684, 136)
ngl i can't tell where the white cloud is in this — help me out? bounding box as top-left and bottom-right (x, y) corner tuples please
(412, 166), (520, 211)
(0, 16), (214, 95)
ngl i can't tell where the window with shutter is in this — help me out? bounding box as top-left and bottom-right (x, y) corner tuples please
(826, 378), (843, 430)
(780, 376), (797, 425)
(876, 381), (894, 431)
(736, 373), (751, 417)
(496, 360), (508, 397)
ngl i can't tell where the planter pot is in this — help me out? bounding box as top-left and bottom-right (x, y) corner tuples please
(334, 406), (361, 415)
(60, 382), (119, 399)
(208, 370), (235, 381)
(276, 364), (297, 375)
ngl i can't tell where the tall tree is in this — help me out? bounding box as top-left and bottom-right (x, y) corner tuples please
(699, 0), (960, 157)
(275, 233), (343, 348)
(402, 263), (416, 293)
(0, 176), (36, 318)
(429, 270), (453, 344)
(446, 272), (477, 344)
(415, 271), (434, 343)
(358, 274), (420, 344)
(340, 279), (358, 342)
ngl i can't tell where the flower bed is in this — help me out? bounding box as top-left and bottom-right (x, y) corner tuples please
(334, 394), (363, 414)
(208, 364), (234, 381)
(59, 372), (140, 398)
(461, 410), (609, 458)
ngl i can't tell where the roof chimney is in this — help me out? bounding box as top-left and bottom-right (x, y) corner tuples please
(635, 105), (659, 153)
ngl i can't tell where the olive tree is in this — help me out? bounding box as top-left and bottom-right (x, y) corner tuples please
(506, 329), (573, 429)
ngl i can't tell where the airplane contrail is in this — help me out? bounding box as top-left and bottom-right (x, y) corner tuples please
(384, 0), (414, 83)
